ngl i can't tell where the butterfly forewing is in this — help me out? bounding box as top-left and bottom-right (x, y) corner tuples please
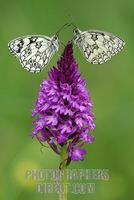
(8, 35), (59, 73)
(74, 29), (125, 64)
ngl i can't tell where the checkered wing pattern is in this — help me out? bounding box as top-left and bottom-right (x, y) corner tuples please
(74, 29), (125, 64)
(8, 35), (59, 73)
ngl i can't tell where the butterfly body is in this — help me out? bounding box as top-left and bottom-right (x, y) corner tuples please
(73, 28), (125, 64)
(8, 35), (59, 73)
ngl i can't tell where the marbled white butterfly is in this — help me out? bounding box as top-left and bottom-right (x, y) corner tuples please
(73, 27), (125, 64)
(8, 23), (69, 73)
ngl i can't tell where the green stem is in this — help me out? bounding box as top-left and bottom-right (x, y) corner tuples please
(59, 144), (68, 200)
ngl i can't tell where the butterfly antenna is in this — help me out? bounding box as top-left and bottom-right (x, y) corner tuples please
(56, 23), (71, 35)
(67, 14), (77, 29)
(68, 20), (77, 29)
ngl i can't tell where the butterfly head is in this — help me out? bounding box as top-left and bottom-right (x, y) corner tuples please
(52, 34), (59, 50)
(73, 28), (82, 43)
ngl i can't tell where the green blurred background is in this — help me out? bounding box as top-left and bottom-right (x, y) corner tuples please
(0, 0), (134, 199)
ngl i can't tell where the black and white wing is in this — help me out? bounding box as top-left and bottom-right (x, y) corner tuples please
(8, 35), (59, 73)
(74, 29), (125, 64)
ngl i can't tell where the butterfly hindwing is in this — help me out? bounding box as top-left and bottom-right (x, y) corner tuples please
(74, 29), (125, 64)
(8, 35), (59, 73)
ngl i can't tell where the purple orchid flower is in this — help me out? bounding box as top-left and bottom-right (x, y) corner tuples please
(32, 42), (95, 163)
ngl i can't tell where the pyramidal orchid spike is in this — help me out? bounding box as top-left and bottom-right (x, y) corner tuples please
(32, 42), (95, 163)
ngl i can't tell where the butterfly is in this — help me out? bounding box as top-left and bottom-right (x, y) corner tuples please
(73, 27), (125, 64)
(8, 23), (69, 73)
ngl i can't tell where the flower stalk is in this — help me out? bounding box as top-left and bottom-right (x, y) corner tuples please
(59, 144), (68, 200)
